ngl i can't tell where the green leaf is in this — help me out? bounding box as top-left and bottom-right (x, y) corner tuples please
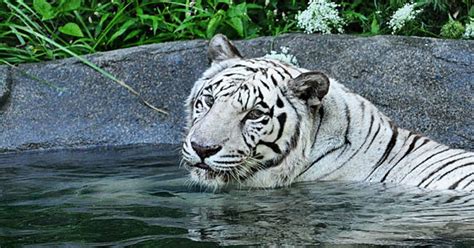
(206, 10), (224, 38)
(174, 21), (196, 33)
(216, 0), (230, 4)
(344, 10), (367, 22)
(59, 23), (84, 37)
(469, 6), (474, 17)
(124, 30), (141, 41)
(370, 17), (380, 34)
(59, 0), (81, 12)
(136, 7), (144, 22)
(33, 0), (56, 20)
(95, 13), (111, 37)
(227, 3), (247, 18)
(246, 3), (263, 10)
(227, 17), (244, 37)
(138, 14), (159, 34)
(108, 19), (136, 44)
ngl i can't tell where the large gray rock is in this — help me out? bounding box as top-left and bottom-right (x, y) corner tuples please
(0, 34), (472, 153)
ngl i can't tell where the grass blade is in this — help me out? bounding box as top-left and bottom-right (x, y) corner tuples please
(10, 24), (168, 115)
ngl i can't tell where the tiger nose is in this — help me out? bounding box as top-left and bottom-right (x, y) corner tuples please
(191, 142), (222, 160)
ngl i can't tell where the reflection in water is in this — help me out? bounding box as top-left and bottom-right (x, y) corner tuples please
(185, 184), (474, 246)
(0, 145), (473, 246)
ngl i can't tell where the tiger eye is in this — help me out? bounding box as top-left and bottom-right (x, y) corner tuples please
(245, 109), (265, 120)
(203, 95), (214, 107)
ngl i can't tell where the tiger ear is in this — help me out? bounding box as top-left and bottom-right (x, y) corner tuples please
(208, 34), (242, 63)
(290, 72), (330, 107)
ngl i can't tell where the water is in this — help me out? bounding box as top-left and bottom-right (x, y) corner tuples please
(1, 145), (474, 247)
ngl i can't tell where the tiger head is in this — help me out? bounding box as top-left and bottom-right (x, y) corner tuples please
(182, 34), (330, 189)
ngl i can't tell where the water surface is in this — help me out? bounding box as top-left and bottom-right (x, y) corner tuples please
(1, 145), (474, 246)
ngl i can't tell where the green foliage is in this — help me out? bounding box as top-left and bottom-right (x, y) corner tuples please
(59, 22), (84, 37)
(33, 0), (55, 20)
(441, 17), (465, 39)
(0, 0), (472, 65)
(0, 0), (304, 64)
(336, 0), (472, 37)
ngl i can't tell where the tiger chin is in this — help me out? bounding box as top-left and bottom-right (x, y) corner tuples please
(181, 34), (474, 191)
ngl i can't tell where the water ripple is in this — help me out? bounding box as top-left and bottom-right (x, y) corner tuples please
(0, 145), (474, 246)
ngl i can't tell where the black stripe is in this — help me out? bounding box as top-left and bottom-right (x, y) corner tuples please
(364, 120), (380, 153)
(430, 156), (474, 181)
(381, 134), (422, 182)
(312, 107), (325, 148)
(434, 159), (474, 182)
(401, 146), (448, 178)
(417, 151), (467, 174)
(418, 155), (473, 187)
(213, 160), (241, 164)
(182, 149), (191, 155)
(387, 133), (413, 164)
(265, 59), (279, 67)
(298, 145), (345, 177)
(260, 79), (270, 90)
(274, 113), (287, 142)
(337, 101), (352, 158)
(449, 172), (474, 190)
(254, 154), (264, 159)
(221, 154), (242, 158)
(220, 84), (234, 92)
(259, 101), (269, 109)
(254, 126), (263, 131)
(274, 69), (285, 80)
(276, 96), (284, 108)
(316, 103), (378, 179)
(462, 179), (474, 190)
(290, 119), (301, 152)
(230, 65), (257, 72)
(256, 88), (265, 101)
(270, 74), (278, 86)
(358, 113), (374, 152)
(365, 121), (399, 181)
(279, 66), (292, 77)
(211, 78), (224, 88)
(222, 72), (246, 77)
(242, 131), (251, 148)
(410, 137), (430, 154)
(243, 91), (250, 109)
(257, 141), (282, 154)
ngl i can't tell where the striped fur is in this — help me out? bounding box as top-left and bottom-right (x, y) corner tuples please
(182, 34), (474, 191)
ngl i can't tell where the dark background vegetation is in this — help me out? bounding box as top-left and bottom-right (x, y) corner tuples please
(0, 0), (473, 64)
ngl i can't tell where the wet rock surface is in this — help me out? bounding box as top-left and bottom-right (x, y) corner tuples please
(0, 34), (472, 153)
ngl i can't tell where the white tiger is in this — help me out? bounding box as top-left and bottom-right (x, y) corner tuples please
(181, 34), (474, 191)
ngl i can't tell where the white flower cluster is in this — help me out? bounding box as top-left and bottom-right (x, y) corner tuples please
(264, 46), (299, 65)
(463, 19), (474, 39)
(296, 0), (344, 34)
(388, 3), (422, 34)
